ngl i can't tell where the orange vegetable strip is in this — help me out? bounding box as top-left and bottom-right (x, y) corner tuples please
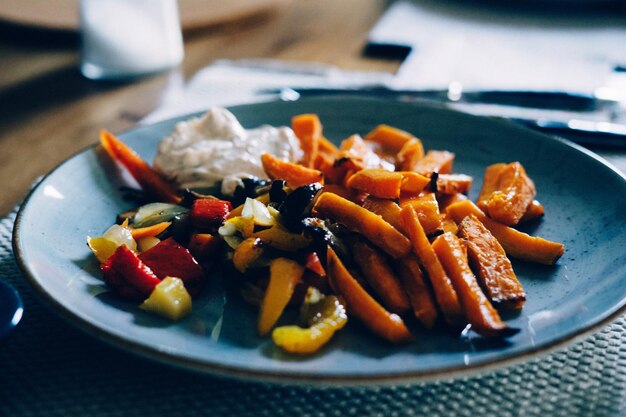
(400, 171), (430, 195)
(364, 124), (416, 154)
(345, 169), (403, 199)
(432, 233), (516, 338)
(361, 196), (404, 232)
(519, 200), (545, 224)
(318, 136), (340, 156)
(313, 193), (411, 259)
(476, 163), (506, 212)
(446, 200), (564, 265)
(326, 248), (413, 343)
(258, 258), (304, 336)
(412, 150), (455, 175)
(436, 174), (473, 195)
(486, 162), (536, 226)
(401, 206), (464, 326)
(457, 215), (525, 310)
(440, 214), (458, 235)
(352, 240), (411, 315)
(130, 221), (171, 239)
(397, 257), (439, 329)
(437, 192), (468, 212)
(99, 130), (180, 203)
(292, 114), (322, 168)
(260, 153), (324, 189)
(395, 138), (425, 172)
(320, 184), (367, 204)
(399, 193), (443, 235)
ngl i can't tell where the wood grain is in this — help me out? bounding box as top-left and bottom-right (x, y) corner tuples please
(0, 0), (399, 216)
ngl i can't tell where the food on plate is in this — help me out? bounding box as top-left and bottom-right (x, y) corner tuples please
(89, 107), (565, 355)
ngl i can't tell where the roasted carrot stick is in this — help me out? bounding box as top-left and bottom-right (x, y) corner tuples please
(485, 162), (536, 226)
(130, 221), (171, 239)
(395, 138), (425, 172)
(313, 193), (411, 259)
(412, 150), (455, 175)
(346, 169), (404, 199)
(457, 215), (525, 310)
(352, 240), (411, 315)
(261, 153), (324, 188)
(364, 124), (416, 154)
(326, 247), (413, 343)
(397, 257), (439, 329)
(445, 200), (564, 265)
(401, 206), (464, 327)
(292, 114), (322, 168)
(361, 196), (404, 232)
(99, 130), (180, 203)
(432, 233), (517, 338)
(399, 193), (443, 236)
(476, 163), (506, 212)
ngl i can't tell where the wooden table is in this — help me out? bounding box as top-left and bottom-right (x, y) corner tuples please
(0, 0), (398, 216)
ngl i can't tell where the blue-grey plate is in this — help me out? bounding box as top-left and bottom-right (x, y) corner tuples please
(13, 97), (626, 385)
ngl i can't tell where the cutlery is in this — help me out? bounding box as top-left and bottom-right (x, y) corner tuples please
(267, 87), (626, 148)
(263, 86), (620, 112)
(0, 280), (23, 339)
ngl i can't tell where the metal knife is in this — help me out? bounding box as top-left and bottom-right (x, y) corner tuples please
(263, 87), (626, 148)
(262, 86), (620, 113)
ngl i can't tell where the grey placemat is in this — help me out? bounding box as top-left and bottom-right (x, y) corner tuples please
(1, 208), (625, 417)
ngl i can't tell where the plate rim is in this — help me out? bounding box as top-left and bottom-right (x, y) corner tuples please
(12, 96), (626, 386)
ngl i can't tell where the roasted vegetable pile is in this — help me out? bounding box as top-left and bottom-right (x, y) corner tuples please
(89, 114), (564, 355)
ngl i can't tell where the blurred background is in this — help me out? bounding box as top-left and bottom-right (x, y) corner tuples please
(1, 0), (625, 215)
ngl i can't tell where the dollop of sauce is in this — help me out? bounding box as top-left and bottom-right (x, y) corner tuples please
(154, 108), (303, 195)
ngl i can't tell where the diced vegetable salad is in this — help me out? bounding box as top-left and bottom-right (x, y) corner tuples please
(89, 114), (564, 355)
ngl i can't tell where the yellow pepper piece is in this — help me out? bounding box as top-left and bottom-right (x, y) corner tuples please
(87, 236), (120, 263)
(272, 293), (347, 355)
(258, 258), (304, 336)
(232, 237), (267, 273)
(140, 277), (192, 321)
(252, 223), (311, 252)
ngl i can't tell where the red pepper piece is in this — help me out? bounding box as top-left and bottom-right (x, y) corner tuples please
(101, 245), (161, 299)
(189, 199), (232, 230)
(304, 252), (326, 276)
(139, 237), (205, 295)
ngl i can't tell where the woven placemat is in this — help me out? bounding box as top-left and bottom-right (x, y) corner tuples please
(1, 208), (625, 417)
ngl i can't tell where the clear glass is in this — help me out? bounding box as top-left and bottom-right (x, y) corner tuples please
(80, 0), (184, 80)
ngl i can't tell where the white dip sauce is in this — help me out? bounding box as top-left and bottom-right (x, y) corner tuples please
(154, 108), (303, 195)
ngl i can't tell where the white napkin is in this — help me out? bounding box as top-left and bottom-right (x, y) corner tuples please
(371, 0), (626, 94)
(142, 59), (393, 124)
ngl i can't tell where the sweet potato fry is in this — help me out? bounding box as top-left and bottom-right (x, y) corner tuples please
(364, 124), (416, 154)
(345, 169), (403, 199)
(485, 162), (536, 226)
(396, 257), (439, 329)
(399, 193), (443, 235)
(292, 114), (322, 168)
(361, 196), (404, 232)
(318, 136), (340, 157)
(395, 138), (425, 172)
(313, 193), (411, 259)
(326, 248), (413, 343)
(432, 233), (516, 338)
(436, 174), (473, 195)
(519, 200), (545, 224)
(446, 200), (564, 265)
(99, 130), (180, 203)
(345, 169), (429, 199)
(261, 153), (324, 188)
(457, 215), (525, 310)
(412, 150), (455, 175)
(476, 163), (506, 212)
(401, 206), (464, 327)
(352, 240), (411, 315)
(437, 192), (468, 212)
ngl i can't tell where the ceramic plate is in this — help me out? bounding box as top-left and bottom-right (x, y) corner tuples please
(13, 97), (626, 385)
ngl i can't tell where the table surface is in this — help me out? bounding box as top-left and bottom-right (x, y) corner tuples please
(0, 0), (399, 217)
